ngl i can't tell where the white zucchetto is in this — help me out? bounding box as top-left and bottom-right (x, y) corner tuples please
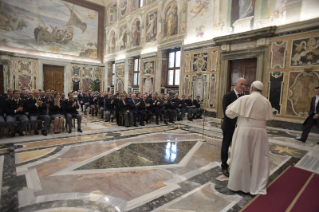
(252, 81), (263, 91)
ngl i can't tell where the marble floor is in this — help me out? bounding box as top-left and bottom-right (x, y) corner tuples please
(0, 115), (318, 212)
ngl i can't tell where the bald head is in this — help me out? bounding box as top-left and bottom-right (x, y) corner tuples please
(234, 78), (246, 93)
(33, 90), (40, 98)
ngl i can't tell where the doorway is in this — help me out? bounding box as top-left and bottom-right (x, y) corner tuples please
(0, 65), (4, 94)
(43, 65), (64, 93)
(228, 58), (257, 95)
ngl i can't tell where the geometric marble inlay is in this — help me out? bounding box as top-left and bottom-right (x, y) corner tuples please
(76, 141), (197, 170)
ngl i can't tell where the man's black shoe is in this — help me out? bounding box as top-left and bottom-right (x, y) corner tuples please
(19, 133), (24, 136)
(140, 122), (145, 126)
(10, 133), (15, 138)
(34, 130), (39, 135)
(133, 124), (138, 127)
(84, 111), (87, 115)
(68, 129), (72, 133)
(222, 169), (229, 177)
(295, 138), (306, 143)
(156, 121), (159, 125)
(105, 120), (109, 122)
(164, 120), (168, 125)
(111, 117), (114, 122)
(77, 129), (82, 132)
(42, 130), (47, 136)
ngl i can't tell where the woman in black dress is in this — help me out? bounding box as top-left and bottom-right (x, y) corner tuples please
(49, 92), (65, 134)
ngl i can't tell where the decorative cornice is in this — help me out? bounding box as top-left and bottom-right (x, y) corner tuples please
(213, 26), (276, 45)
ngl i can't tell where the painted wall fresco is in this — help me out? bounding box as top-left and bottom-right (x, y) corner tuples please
(145, 10), (157, 43)
(163, 1), (178, 39)
(10, 57), (39, 90)
(185, 0), (214, 44)
(70, 64), (104, 92)
(0, 0), (101, 59)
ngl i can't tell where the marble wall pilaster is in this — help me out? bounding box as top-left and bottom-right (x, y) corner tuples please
(0, 55), (10, 92)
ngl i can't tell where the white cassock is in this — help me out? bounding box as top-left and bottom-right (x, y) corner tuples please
(226, 92), (273, 195)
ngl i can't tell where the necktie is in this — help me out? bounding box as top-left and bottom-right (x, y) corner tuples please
(237, 94), (242, 98)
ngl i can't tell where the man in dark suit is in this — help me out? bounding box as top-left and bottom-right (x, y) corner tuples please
(128, 93), (140, 127)
(0, 95), (5, 132)
(118, 94), (133, 127)
(4, 90), (29, 137)
(77, 90), (84, 112)
(296, 86), (319, 143)
(64, 92), (82, 133)
(27, 90), (50, 136)
(221, 77), (246, 177)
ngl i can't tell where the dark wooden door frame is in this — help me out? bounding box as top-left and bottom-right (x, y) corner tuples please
(43, 65), (64, 93)
(217, 47), (268, 118)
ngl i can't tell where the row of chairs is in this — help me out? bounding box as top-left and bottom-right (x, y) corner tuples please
(0, 118), (78, 138)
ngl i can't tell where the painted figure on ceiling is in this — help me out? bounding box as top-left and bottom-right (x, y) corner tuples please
(132, 19), (140, 46)
(165, 4), (178, 38)
(190, 0), (209, 19)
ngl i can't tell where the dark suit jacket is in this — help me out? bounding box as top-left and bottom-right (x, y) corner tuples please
(118, 99), (129, 113)
(27, 97), (48, 116)
(222, 90), (238, 133)
(128, 98), (139, 111)
(49, 100), (65, 115)
(64, 99), (79, 115)
(137, 99), (146, 111)
(303, 96), (319, 128)
(4, 98), (27, 116)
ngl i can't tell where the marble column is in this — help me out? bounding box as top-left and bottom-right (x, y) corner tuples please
(0, 56), (10, 92)
(124, 57), (129, 92)
(156, 48), (162, 93)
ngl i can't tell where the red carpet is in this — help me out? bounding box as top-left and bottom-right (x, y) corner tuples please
(241, 166), (319, 212)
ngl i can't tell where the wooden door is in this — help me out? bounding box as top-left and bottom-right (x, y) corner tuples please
(0, 65), (4, 94)
(229, 58), (257, 95)
(43, 65), (64, 93)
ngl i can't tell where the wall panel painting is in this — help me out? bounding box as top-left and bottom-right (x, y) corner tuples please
(143, 77), (154, 94)
(286, 71), (319, 116)
(0, 0), (104, 62)
(271, 41), (287, 69)
(291, 37), (319, 67)
(131, 18), (141, 47)
(193, 53), (208, 72)
(164, 2), (178, 39)
(145, 11), (157, 43)
(268, 72), (284, 115)
(143, 61), (155, 75)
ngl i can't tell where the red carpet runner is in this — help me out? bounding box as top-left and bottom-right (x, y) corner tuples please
(241, 166), (319, 212)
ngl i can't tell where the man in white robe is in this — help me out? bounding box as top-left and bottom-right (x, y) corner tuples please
(226, 81), (273, 195)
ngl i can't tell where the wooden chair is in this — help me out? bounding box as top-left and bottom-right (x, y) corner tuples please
(7, 120), (32, 136)
(119, 114), (124, 126)
(64, 117), (77, 130)
(48, 119), (65, 132)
